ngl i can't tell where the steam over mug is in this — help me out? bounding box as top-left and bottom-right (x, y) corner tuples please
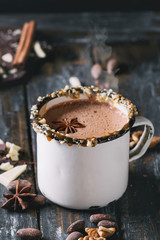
(31, 86), (154, 209)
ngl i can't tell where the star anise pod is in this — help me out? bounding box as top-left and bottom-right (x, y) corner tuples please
(1, 179), (36, 210)
(52, 118), (85, 135)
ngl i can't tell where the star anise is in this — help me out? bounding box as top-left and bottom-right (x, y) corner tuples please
(52, 118), (85, 135)
(1, 179), (36, 210)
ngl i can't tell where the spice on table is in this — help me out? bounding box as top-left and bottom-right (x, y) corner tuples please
(29, 195), (46, 208)
(7, 179), (32, 193)
(1, 178), (36, 210)
(13, 21), (35, 66)
(90, 214), (112, 224)
(97, 220), (117, 229)
(67, 219), (85, 234)
(66, 231), (83, 240)
(66, 213), (117, 239)
(16, 228), (42, 240)
(53, 118), (85, 135)
(2, 178), (46, 210)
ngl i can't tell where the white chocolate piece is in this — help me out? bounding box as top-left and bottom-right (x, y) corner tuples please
(0, 162), (13, 171)
(34, 41), (46, 58)
(0, 165), (27, 187)
(13, 29), (21, 36)
(6, 142), (21, 161)
(9, 68), (18, 74)
(69, 77), (81, 88)
(2, 53), (13, 63)
(6, 142), (21, 151)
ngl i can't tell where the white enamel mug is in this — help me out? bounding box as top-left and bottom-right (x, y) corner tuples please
(31, 87), (154, 209)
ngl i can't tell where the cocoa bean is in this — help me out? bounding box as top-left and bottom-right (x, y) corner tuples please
(90, 214), (112, 224)
(67, 219), (85, 234)
(16, 228), (42, 239)
(7, 179), (32, 193)
(106, 59), (118, 74)
(97, 220), (117, 229)
(90, 64), (102, 79)
(66, 231), (83, 240)
(30, 195), (46, 208)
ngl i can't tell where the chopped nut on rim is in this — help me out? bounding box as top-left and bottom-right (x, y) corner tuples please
(39, 118), (46, 124)
(98, 226), (116, 238)
(96, 93), (107, 102)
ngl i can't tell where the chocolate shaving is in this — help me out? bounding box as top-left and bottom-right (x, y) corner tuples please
(52, 118), (85, 135)
(9, 160), (35, 166)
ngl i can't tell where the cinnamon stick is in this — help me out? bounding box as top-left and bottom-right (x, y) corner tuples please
(12, 21), (35, 66)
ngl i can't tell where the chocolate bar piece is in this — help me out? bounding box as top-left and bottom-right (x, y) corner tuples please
(0, 22), (53, 85)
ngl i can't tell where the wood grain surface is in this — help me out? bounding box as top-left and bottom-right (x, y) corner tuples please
(0, 13), (160, 240)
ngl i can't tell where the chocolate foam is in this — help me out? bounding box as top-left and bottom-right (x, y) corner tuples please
(31, 86), (138, 147)
(43, 99), (128, 139)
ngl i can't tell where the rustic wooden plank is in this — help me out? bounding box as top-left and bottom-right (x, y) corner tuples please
(0, 85), (38, 239)
(91, 41), (160, 239)
(26, 43), (120, 239)
(1, 12), (160, 43)
(1, 12), (159, 239)
(113, 45), (160, 239)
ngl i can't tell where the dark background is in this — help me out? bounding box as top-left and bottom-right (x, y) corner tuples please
(1, 0), (160, 12)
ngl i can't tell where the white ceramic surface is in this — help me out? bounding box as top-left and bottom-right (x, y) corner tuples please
(37, 131), (129, 209)
(36, 114), (154, 209)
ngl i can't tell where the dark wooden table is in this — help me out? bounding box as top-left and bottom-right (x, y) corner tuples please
(0, 12), (160, 240)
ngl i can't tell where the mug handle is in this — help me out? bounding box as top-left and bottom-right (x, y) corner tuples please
(129, 116), (154, 162)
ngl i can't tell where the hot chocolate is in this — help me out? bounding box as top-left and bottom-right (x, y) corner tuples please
(42, 99), (128, 139)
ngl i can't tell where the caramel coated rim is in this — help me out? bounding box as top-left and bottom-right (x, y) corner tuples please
(30, 86), (138, 147)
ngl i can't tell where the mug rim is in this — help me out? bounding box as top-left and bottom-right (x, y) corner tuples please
(30, 86), (138, 147)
